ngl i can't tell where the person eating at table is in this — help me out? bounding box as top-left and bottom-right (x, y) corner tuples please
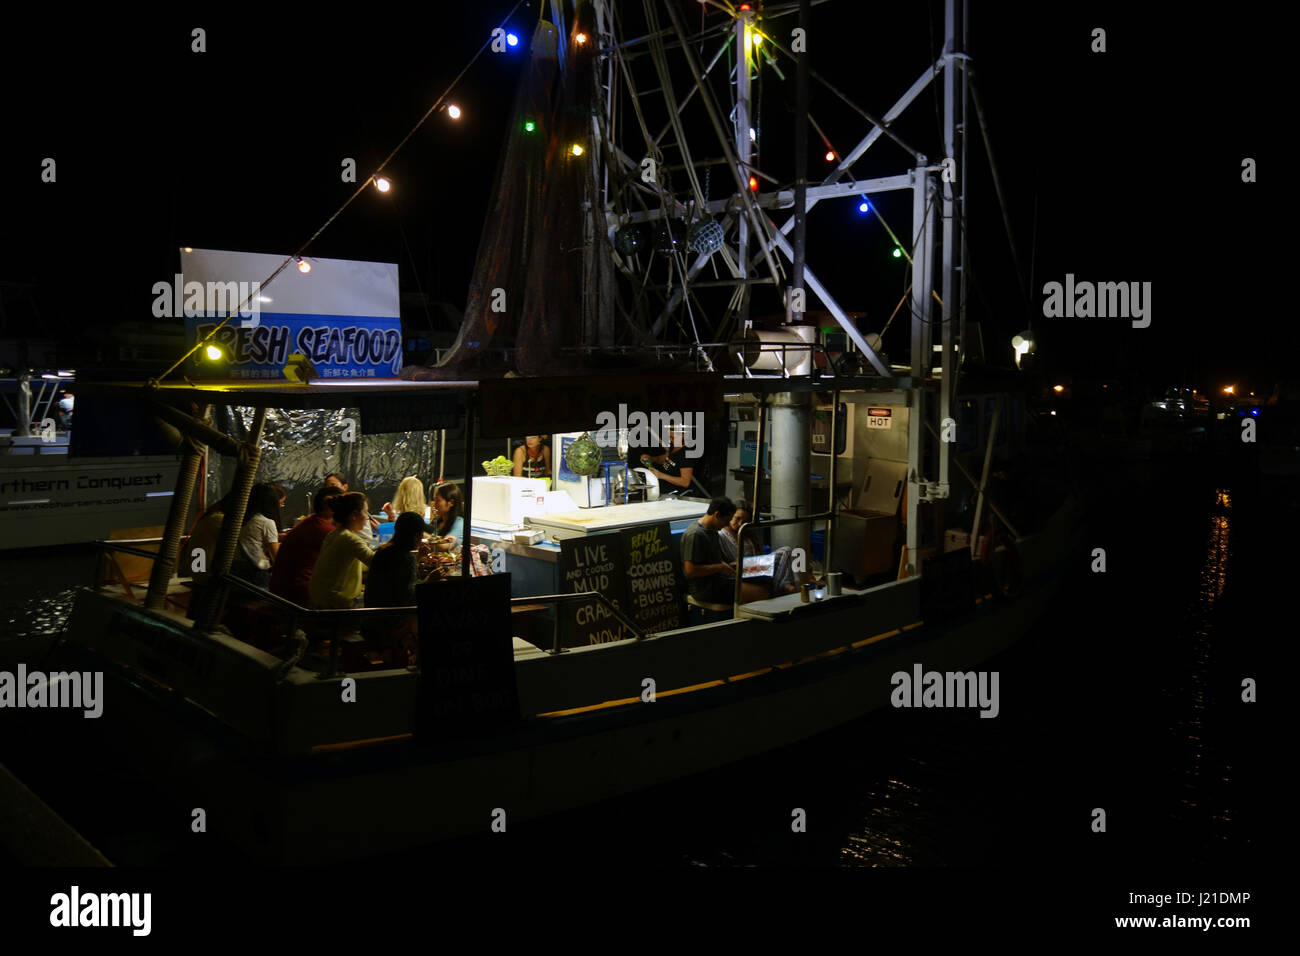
(271, 486), (339, 607)
(309, 491), (375, 609)
(325, 472), (381, 540)
(365, 512), (425, 608)
(429, 481), (464, 552)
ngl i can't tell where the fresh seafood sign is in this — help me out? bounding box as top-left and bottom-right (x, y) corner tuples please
(178, 247), (402, 378)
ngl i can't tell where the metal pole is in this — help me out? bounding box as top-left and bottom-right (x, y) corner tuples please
(826, 388), (839, 567)
(790, 0), (810, 324)
(770, 391), (811, 553)
(16, 373), (31, 438)
(938, 0), (961, 501)
(146, 405), (208, 611)
(970, 395), (1002, 552)
(751, 397), (766, 520)
(461, 397), (475, 578)
(197, 406), (266, 629)
(735, 8), (753, 330)
(905, 160), (932, 579)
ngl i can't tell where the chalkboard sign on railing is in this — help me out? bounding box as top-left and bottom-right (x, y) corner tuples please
(621, 522), (686, 633)
(415, 573), (519, 741)
(559, 535), (631, 647)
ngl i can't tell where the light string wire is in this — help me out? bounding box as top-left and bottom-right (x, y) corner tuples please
(150, 0), (527, 388)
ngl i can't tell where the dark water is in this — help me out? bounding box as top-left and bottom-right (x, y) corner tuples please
(0, 457), (1269, 871)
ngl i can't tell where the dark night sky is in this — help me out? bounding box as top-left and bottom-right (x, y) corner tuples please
(0, 1), (1281, 392)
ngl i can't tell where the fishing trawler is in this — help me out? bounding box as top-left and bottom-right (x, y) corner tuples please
(40, 0), (1085, 862)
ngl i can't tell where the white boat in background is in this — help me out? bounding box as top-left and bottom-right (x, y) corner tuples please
(0, 374), (179, 549)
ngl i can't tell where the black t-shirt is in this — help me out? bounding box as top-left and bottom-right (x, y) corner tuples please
(681, 519), (728, 603)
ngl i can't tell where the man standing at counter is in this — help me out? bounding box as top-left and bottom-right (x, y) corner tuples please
(634, 446), (694, 494)
(682, 498), (768, 606)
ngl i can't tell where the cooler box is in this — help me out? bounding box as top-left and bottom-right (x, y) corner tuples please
(832, 459), (906, 581)
(472, 476), (549, 526)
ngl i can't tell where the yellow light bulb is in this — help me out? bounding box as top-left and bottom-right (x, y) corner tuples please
(570, 144), (584, 157)
(205, 345), (222, 360)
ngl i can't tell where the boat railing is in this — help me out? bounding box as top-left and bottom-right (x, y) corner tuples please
(733, 511), (837, 612)
(91, 540), (645, 673)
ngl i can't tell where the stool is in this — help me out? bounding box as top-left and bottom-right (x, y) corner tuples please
(686, 594), (732, 625)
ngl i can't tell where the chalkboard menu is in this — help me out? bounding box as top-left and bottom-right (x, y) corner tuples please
(559, 535), (630, 647)
(622, 523), (687, 633)
(415, 573), (519, 741)
(558, 522), (686, 646)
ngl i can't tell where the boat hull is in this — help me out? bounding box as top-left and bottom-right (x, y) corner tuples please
(49, 498), (1083, 862)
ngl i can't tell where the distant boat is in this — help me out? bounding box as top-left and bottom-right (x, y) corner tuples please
(0, 373), (178, 549)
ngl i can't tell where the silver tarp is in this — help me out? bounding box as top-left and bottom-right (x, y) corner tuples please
(206, 406), (442, 522)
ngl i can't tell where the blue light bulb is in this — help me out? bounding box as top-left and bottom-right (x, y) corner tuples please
(507, 32), (519, 47)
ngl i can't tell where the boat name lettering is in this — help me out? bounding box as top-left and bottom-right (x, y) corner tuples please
(0, 473), (164, 494)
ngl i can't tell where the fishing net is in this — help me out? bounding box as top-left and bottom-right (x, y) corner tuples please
(403, 4), (649, 381)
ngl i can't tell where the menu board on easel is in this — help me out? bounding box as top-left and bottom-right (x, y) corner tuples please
(559, 536), (631, 647)
(620, 522), (686, 634)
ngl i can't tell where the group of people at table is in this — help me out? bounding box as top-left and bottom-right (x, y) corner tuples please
(188, 473), (465, 613)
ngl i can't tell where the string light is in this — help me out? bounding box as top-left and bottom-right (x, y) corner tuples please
(447, 104), (462, 120)
(297, 258), (311, 274)
(570, 143), (585, 156)
(524, 120), (535, 132)
(575, 32), (588, 45)
(824, 151), (835, 162)
(506, 32), (519, 47)
(892, 247), (902, 258)
(182, 246), (193, 253)
(748, 175), (758, 191)
(205, 345), (223, 361)
(858, 199), (870, 214)
(374, 176), (392, 193)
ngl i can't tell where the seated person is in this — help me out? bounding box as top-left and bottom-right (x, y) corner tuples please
(230, 482), (281, 589)
(270, 486), (339, 607)
(429, 481), (465, 552)
(380, 476), (434, 528)
(681, 497), (768, 608)
(309, 492), (375, 609)
(513, 435), (552, 479)
(365, 512), (424, 608)
(718, 498), (799, 596)
(325, 472), (382, 540)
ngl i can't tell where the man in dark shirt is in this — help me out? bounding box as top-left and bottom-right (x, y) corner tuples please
(681, 498), (768, 606)
(270, 487), (339, 607)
